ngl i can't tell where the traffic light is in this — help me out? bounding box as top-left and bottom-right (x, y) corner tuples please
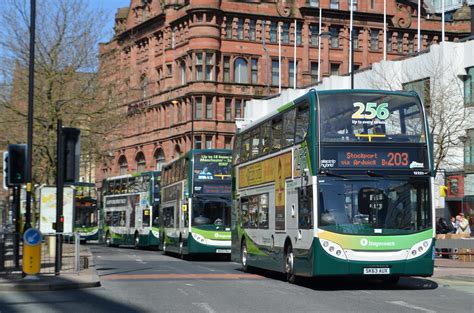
(62, 128), (80, 183)
(7, 144), (27, 186)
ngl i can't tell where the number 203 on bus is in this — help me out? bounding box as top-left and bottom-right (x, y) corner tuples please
(381, 152), (409, 167)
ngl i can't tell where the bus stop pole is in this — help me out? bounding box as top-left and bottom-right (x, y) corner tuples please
(13, 186), (21, 268)
(55, 119), (64, 275)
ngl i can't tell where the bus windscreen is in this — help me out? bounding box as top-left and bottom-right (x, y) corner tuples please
(319, 93), (426, 143)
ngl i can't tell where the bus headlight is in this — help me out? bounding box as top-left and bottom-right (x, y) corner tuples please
(192, 232), (206, 244)
(407, 239), (432, 260)
(320, 239), (347, 260)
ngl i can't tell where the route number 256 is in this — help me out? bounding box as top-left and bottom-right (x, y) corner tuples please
(352, 102), (390, 120)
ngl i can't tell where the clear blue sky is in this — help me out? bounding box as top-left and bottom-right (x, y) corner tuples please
(88, 0), (131, 41)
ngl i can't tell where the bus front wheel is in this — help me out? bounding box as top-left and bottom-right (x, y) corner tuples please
(241, 240), (249, 272)
(285, 244), (297, 284)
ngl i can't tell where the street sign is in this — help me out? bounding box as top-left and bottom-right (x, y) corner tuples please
(23, 228), (42, 275)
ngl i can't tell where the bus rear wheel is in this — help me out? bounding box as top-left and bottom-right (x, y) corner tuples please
(241, 240), (249, 272)
(134, 233), (140, 249)
(285, 244), (297, 284)
(105, 232), (112, 247)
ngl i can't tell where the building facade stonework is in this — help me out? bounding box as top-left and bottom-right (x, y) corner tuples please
(97, 0), (471, 183)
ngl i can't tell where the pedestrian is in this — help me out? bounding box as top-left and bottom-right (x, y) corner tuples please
(448, 216), (457, 233)
(456, 213), (471, 237)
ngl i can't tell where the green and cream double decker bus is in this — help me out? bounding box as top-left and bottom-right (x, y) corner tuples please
(101, 171), (161, 248)
(160, 149), (232, 258)
(231, 89), (434, 284)
(71, 182), (99, 242)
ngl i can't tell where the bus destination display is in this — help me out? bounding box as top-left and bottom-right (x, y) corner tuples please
(320, 147), (427, 170)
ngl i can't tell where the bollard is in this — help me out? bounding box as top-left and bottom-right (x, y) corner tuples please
(0, 235), (4, 271)
(75, 232), (80, 272)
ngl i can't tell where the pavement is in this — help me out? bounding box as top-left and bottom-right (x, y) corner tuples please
(0, 246), (473, 292)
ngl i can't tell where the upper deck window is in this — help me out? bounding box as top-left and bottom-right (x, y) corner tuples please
(320, 93), (426, 143)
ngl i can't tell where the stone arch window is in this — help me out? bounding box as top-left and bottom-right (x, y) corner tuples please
(118, 155), (128, 175)
(173, 144), (182, 159)
(234, 57), (248, 84)
(136, 152), (146, 173)
(154, 148), (165, 171)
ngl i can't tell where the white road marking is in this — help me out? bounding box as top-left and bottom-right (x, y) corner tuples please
(193, 302), (217, 313)
(185, 283), (194, 286)
(177, 288), (189, 296)
(387, 301), (437, 313)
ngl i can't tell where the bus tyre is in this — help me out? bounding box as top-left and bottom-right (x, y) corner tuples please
(105, 232), (112, 247)
(241, 240), (249, 272)
(285, 244), (297, 284)
(134, 233), (140, 249)
(179, 237), (186, 260)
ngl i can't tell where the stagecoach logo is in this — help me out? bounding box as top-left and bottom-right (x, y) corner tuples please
(214, 233), (231, 239)
(359, 238), (395, 248)
(409, 161), (424, 169)
(321, 159), (336, 168)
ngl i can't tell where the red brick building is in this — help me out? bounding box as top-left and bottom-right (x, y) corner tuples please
(96, 0), (471, 182)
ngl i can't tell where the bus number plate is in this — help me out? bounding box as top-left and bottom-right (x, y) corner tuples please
(216, 249), (231, 254)
(363, 267), (390, 275)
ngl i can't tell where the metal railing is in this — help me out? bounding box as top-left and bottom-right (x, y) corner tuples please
(0, 232), (87, 275)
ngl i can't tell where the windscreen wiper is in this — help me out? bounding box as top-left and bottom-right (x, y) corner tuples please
(366, 170), (385, 177)
(319, 170), (347, 178)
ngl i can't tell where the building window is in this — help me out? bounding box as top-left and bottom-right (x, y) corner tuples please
(171, 27), (176, 49)
(196, 13), (203, 23)
(180, 61), (186, 85)
(387, 31), (393, 52)
(226, 17), (233, 39)
(235, 99), (242, 118)
(136, 152), (146, 173)
(251, 58), (258, 84)
(408, 33), (415, 54)
(205, 136), (213, 149)
(154, 149), (165, 171)
(371, 0), (375, 9)
(289, 60), (296, 88)
(237, 18), (244, 40)
(206, 97), (213, 119)
(167, 64), (172, 76)
(225, 99), (232, 120)
(205, 53), (213, 81)
(311, 62), (318, 83)
(295, 21), (302, 45)
(310, 24), (319, 47)
(270, 21), (277, 43)
(249, 19), (256, 41)
(196, 53), (203, 80)
(234, 58), (248, 84)
(352, 28), (359, 49)
(195, 97), (202, 119)
(464, 67), (474, 107)
(330, 0), (339, 9)
(330, 63), (340, 76)
(370, 30), (379, 51)
(309, 0), (319, 8)
(465, 129), (474, 169)
(350, 0), (358, 11)
(397, 32), (404, 53)
(194, 136), (202, 149)
(140, 74), (148, 98)
(225, 136), (232, 149)
(403, 78), (431, 110)
(119, 156), (128, 175)
(282, 22), (290, 44)
(271, 60), (279, 86)
(330, 26), (339, 48)
(223, 56), (230, 82)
